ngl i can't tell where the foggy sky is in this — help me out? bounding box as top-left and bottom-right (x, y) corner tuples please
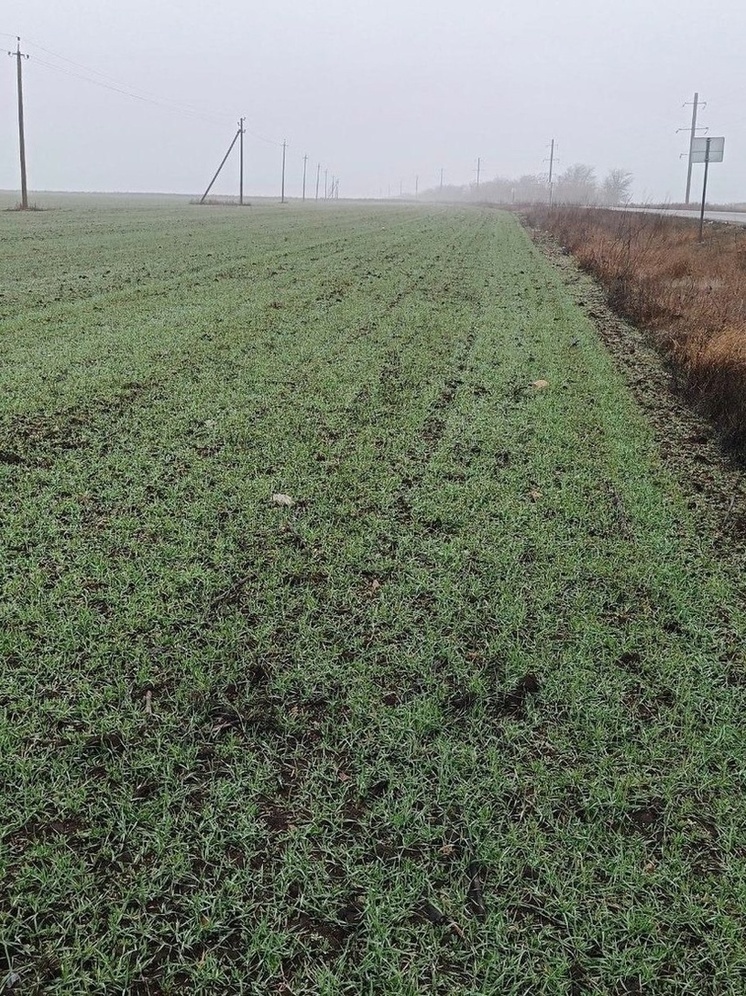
(2, 0), (744, 202)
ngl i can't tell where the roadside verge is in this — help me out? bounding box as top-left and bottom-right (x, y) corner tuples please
(522, 215), (746, 561)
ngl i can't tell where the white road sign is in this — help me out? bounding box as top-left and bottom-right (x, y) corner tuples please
(691, 137), (725, 163)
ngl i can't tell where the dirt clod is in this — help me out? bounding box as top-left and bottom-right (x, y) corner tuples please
(493, 672), (541, 719)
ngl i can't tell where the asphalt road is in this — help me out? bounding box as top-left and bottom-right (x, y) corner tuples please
(625, 207), (746, 226)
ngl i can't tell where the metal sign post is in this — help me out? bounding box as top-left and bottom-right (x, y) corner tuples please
(691, 136), (725, 242)
(699, 139), (711, 242)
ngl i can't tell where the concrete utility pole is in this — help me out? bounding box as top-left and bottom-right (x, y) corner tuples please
(476, 157), (481, 188)
(302, 154), (308, 201)
(281, 140), (287, 203)
(324, 169), (328, 199)
(415, 175), (419, 198)
(8, 38), (29, 209)
(685, 93), (703, 205)
(440, 167), (444, 190)
(548, 138), (555, 206)
(239, 118), (245, 205)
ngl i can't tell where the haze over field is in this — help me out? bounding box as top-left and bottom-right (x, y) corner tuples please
(1, 1), (744, 202)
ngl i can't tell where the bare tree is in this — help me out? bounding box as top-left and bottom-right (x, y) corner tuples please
(555, 164), (597, 205)
(601, 169), (634, 206)
(419, 163), (631, 208)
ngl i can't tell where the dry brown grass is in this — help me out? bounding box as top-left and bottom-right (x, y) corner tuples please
(524, 206), (746, 443)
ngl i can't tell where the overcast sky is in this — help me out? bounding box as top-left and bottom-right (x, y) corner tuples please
(1, 0), (744, 201)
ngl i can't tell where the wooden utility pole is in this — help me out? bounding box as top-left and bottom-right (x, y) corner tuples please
(302, 154), (308, 201)
(315, 162), (321, 200)
(324, 169), (328, 199)
(281, 140), (287, 203)
(476, 157), (481, 188)
(239, 118), (245, 205)
(9, 38), (29, 209)
(548, 138), (555, 206)
(440, 167), (444, 190)
(415, 175), (419, 198)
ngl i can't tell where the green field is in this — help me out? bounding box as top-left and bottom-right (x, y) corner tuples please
(1, 200), (744, 995)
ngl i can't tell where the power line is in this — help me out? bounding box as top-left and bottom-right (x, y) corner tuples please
(17, 35), (286, 147)
(240, 124), (284, 148)
(29, 49), (286, 148)
(31, 56), (232, 126)
(27, 39), (229, 118)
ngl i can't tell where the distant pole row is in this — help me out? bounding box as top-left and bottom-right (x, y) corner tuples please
(8, 40), (337, 207)
(198, 125), (340, 204)
(276, 142), (339, 203)
(405, 146), (559, 203)
(388, 160), (486, 201)
(221, 99), (709, 208)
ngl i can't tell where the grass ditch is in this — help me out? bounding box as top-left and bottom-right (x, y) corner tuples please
(522, 206), (746, 445)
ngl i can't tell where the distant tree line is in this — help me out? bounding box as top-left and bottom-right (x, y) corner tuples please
(419, 165), (633, 207)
